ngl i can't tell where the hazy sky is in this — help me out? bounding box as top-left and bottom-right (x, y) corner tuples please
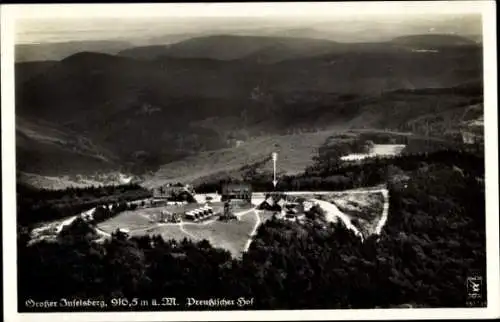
(11, 2), (485, 44)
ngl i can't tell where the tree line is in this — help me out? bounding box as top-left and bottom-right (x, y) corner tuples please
(17, 183), (151, 226)
(17, 149), (486, 310)
(195, 149), (484, 193)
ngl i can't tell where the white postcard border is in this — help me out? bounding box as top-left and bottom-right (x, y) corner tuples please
(2, 1), (499, 321)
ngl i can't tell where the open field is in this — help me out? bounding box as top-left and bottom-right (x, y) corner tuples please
(143, 129), (341, 187)
(130, 224), (193, 241)
(96, 201), (261, 257)
(97, 211), (153, 232)
(340, 144), (406, 161)
(97, 202), (225, 231)
(183, 211), (259, 256)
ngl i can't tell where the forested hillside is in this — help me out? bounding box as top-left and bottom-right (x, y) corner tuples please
(17, 183), (151, 226)
(16, 34), (482, 179)
(17, 150), (486, 310)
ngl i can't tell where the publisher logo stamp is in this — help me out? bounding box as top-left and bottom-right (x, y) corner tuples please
(466, 271), (485, 307)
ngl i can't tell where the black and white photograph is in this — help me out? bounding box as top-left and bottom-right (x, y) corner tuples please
(2, 1), (499, 321)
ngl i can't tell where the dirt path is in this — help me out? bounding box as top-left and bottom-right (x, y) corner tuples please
(340, 187), (390, 235)
(179, 223), (200, 240)
(194, 188), (391, 252)
(311, 198), (364, 240)
(134, 207), (260, 247)
(311, 187), (390, 239)
(374, 189), (390, 235)
(55, 216), (79, 233)
(235, 207), (257, 218)
(180, 206), (260, 254)
(95, 227), (112, 238)
(243, 210), (262, 253)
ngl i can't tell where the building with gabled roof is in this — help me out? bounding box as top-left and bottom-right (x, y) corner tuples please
(221, 182), (252, 203)
(152, 183), (195, 203)
(258, 193), (287, 211)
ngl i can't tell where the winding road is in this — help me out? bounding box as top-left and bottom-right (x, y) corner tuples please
(374, 189), (390, 235)
(310, 198), (364, 240)
(311, 187), (390, 240)
(35, 188), (390, 251)
(241, 187), (390, 250)
(242, 210), (262, 253)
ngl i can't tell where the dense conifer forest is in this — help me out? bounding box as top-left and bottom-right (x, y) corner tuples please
(17, 149), (486, 310)
(17, 183), (152, 226)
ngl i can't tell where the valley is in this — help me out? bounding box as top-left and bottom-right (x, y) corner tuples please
(13, 13), (489, 311)
(15, 33), (482, 186)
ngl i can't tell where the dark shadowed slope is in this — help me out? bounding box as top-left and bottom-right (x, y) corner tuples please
(17, 44), (482, 128)
(15, 40), (133, 62)
(15, 61), (57, 86)
(16, 52), (242, 171)
(16, 117), (119, 176)
(270, 42), (481, 93)
(16, 35), (482, 180)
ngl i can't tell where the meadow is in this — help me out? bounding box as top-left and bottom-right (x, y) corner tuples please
(96, 201), (261, 257)
(143, 130), (340, 187)
(183, 211), (260, 257)
(97, 211), (153, 232)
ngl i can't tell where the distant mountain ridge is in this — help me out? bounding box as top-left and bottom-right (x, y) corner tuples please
(15, 33), (483, 182)
(391, 34), (478, 47)
(118, 35), (343, 63)
(118, 34), (479, 63)
(15, 33), (480, 63)
(15, 40), (133, 62)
